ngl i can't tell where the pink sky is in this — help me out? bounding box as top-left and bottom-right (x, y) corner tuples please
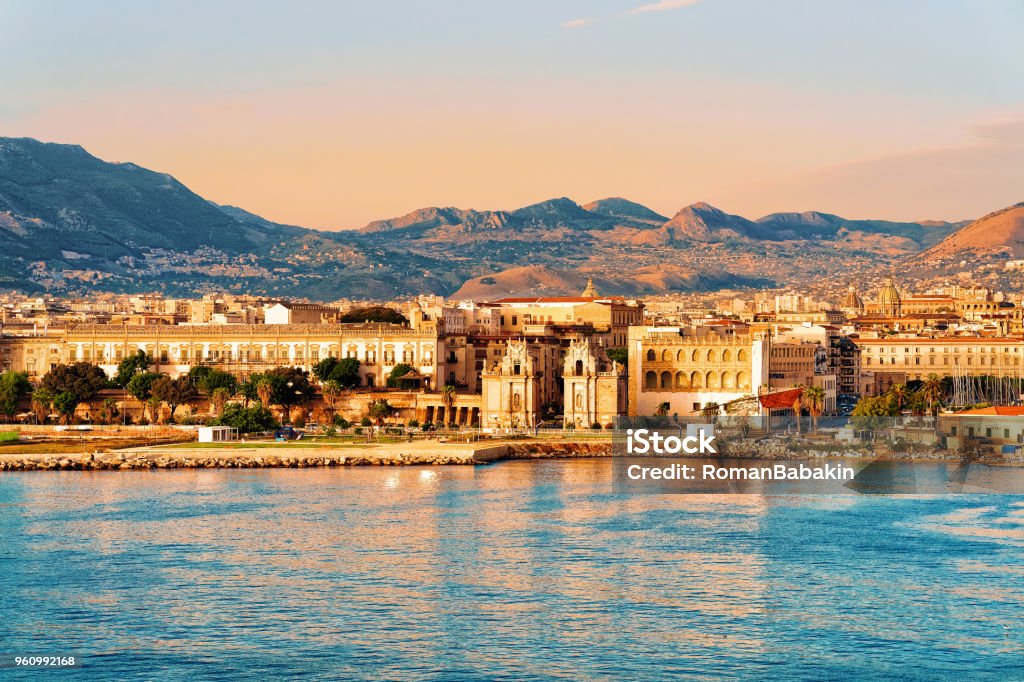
(2, 1), (1022, 228)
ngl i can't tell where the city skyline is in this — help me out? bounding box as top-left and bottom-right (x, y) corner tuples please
(2, 0), (1022, 228)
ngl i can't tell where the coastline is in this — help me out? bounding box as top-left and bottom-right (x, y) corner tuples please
(0, 437), (1016, 471)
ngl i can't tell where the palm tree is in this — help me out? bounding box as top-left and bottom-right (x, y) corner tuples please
(321, 380), (343, 423)
(441, 384), (456, 426)
(210, 387), (232, 416)
(101, 397), (120, 425)
(31, 388), (52, 424)
(803, 386), (826, 433)
(255, 377), (274, 409)
(919, 373), (945, 417)
(887, 383), (910, 413)
(147, 396), (162, 424)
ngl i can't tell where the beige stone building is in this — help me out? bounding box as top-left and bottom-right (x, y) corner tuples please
(561, 337), (627, 428)
(8, 323), (442, 390)
(855, 336), (1024, 383)
(480, 339), (563, 430)
(627, 325), (770, 416)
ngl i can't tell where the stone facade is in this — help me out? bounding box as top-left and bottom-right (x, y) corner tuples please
(561, 338), (626, 428)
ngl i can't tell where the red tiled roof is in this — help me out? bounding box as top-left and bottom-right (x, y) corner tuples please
(953, 406), (1024, 416)
(759, 387), (805, 409)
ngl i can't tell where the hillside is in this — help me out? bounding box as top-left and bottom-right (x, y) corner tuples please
(0, 136), (995, 298)
(913, 202), (1024, 262)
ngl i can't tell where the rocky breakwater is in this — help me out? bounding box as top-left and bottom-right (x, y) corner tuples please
(499, 441), (613, 461)
(0, 450), (485, 471)
(0, 440), (615, 471)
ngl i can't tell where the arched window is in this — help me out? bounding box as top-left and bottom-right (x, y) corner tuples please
(706, 371), (719, 389)
(737, 371), (749, 390)
(722, 349), (732, 362)
(738, 349), (748, 362)
(646, 349), (656, 362)
(660, 371), (672, 389)
(677, 349), (686, 362)
(675, 371), (688, 388)
(706, 349), (716, 362)
(645, 371), (657, 389)
(691, 349), (700, 362)
(721, 371), (735, 389)
(690, 371), (702, 388)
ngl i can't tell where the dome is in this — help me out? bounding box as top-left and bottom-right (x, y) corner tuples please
(841, 285), (864, 311)
(581, 277), (599, 298)
(877, 278), (902, 317)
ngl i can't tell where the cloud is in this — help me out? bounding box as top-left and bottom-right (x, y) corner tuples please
(562, 17), (596, 29)
(627, 0), (703, 15)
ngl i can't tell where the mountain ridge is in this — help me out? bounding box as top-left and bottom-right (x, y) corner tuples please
(0, 136), (1011, 298)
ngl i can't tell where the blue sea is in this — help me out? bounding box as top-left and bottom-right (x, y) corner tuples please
(1, 459), (1023, 680)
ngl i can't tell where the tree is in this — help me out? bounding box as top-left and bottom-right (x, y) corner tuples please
(254, 375), (275, 408)
(213, 404), (278, 433)
(127, 371), (162, 401)
(0, 371), (31, 421)
(321, 380), (344, 422)
(701, 401), (721, 422)
(100, 397), (120, 425)
(887, 383), (910, 413)
(606, 347), (628, 368)
(313, 357), (339, 383)
(147, 396), (163, 424)
(803, 386), (826, 432)
(919, 373), (945, 417)
(368, 398), (394, 425)
(52, 391), (79, 424)
(40, 363), (108, 405)
(387, 363), (415, 388)
(31, 388), (53, 424)
(188, 366), (238, 395)
(127, 371), (163, 421)
(851, 395), (897, 433)
(441, 384), (456, 424)
(210, 387), (232, 416)
(330, 357), (361, 388)
(115, 350), (153, 387)
(314, 356), (362, 388)
(655, 402), (671, 417)
(339, 306), (407, 325)
(151, 376), (197, 424)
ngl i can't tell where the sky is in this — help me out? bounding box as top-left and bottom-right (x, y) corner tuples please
(1, 0), (1022, 229)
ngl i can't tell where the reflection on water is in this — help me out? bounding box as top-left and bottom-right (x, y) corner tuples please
(1, 460), (1023, 680)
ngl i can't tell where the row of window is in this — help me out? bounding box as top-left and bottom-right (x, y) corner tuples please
(645, 348), (750, 363)
(643, 370), (751, 391)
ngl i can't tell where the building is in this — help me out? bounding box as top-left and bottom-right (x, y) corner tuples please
(480, 339), (563, 430)
(47, 322), (442, 389)
(561, 337), (627, 428)
(626, 325), (770, 417)
(855, 336), (1024, 383)
(264, 302), (339, 325)
(939, 406), (1024, 455)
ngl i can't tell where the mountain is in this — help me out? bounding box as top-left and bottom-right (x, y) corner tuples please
(658, 202), (782, 242)
(913, 202), (1024, 262)
(0, 137), (305, 263)
(0, 136), (998, 298)
(581, 197), (668, 227)
(756, 210), (965, 248)
(359, 207), (510, 234)
(449, 264), (772, 300)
